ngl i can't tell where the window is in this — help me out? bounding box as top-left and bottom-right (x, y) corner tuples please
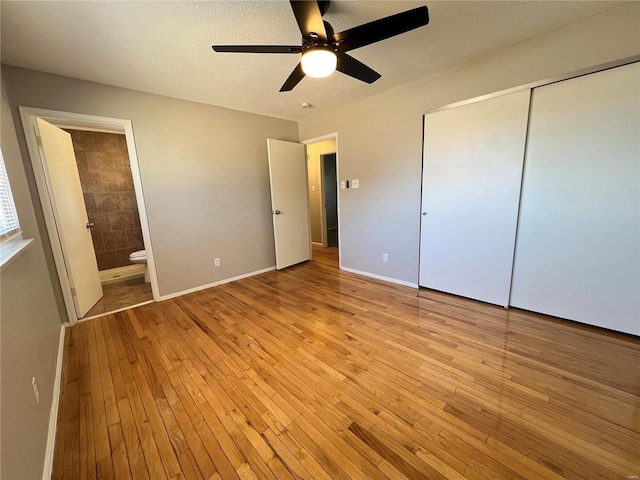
(0, 147), (32, 268)
(0, 148), (21, 240)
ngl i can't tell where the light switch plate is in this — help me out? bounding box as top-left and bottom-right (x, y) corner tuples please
(352, 179), (360, 189)
(340, 181), (346, 189)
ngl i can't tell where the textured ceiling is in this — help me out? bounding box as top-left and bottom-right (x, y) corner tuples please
(0, 1), (623, 121)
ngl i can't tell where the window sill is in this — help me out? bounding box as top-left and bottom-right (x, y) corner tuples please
(0, 236), (34, 270)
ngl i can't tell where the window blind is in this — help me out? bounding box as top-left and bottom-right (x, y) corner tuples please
(0, 149), (21, 240)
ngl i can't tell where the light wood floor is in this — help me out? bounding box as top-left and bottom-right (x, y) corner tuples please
(53, 247), (640, 479)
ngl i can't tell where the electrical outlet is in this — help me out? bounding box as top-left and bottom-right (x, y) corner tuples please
(383, 253), (389, 262)
(214, 258), (221, 267)
(32, 377), (40, 404)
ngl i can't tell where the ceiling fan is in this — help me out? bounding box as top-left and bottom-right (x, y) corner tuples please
(212, 1), (429, 92)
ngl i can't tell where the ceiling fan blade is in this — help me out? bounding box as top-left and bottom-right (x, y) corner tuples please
(212, 45), (302, 54)
(280, 63), (306, 92)
(290, 1), (328, 41)
(336, 53), (381, 84)
(333, 6), (428, 52)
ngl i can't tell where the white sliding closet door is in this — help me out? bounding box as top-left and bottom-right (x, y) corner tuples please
(510, 63), (640, 335)
(419, 90), (530, 306)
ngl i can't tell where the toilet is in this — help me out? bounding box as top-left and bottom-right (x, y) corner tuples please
(129, 250), (150, 282)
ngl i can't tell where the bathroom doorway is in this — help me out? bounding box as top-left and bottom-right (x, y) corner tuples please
(304, 134), (340, 261)
(19, 107), (159, 325)
(64, 129), (152, 318)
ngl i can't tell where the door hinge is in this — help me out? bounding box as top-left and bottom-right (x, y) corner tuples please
(36, 135), (43, 147)
(70, 287), (77, 297)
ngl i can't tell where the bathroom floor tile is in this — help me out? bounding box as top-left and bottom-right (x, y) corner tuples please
(84, 300), (106, 318)
(82, 277), (153, 319)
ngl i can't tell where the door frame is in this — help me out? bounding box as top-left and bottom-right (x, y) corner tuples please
(19, 107), (159, 325)
(301, 133), (342, 269)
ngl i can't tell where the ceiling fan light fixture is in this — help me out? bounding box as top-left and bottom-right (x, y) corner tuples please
(212, 2), (429, 91)
(301, 47), (336, 78)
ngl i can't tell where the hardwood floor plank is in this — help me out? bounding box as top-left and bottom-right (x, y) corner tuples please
(52, 247), (640, 480)
(349, 421), (443, 480)
(156, 395), (189, 456)
(209, 312), (388, 479)
(169, 392), (218, 479)
(338, 395), (471, 479)
(261, 428), (313, 480)
(235, 462), (260, 480)
(177, 449), (204, 480)
(88, 337), (113, 470)
(79, 392), (96, 480)
(100, 314), (153, 480)
(443, 402), (617, 480)
(94, 317), (121, 428)
(198, 401), (246, 467)
(110, 314), (169, 479)
(62, 380), (80, 480)
(128, 354), (183, 477)
(116, 398), (150, 480)
(108, 422), (131, 480)
(152, 303), (280, 479)
(52, 327), (72, 479)
(173, 381), (239, 479)
(96, 456), (115, 480)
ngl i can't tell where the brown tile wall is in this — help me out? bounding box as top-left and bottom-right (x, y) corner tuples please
(67, 130), (144, 271)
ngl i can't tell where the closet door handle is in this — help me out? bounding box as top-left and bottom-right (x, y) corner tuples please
(422, 211), (427, 216)
(86, 222), (95, 229)
(273, 210), (281, 215)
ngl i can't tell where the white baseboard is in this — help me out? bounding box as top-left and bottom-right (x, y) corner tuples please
(99, 264), (145, 284)
(42, 324), (66, 480)
(340, 266), (419, 289)
(159, 266), (276, 301)
(311, 242), (323, 246)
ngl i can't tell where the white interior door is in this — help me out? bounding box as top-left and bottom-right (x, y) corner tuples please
(267, 139), (311, 269)
(419, 90), (531, 306)
(35, 118), (103, 318)
(510, 63), (640, 335)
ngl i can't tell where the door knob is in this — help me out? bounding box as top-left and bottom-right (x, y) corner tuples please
(86, 222), (95, 228)
(422, 211), (427, 216)
(273, 210), (281, 215)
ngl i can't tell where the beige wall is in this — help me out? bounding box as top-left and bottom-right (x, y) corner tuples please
(2, 67), (299, 297)
(1, 69), (66, 480)
(306, 139), (336, 244)
(299, 3), (640, 285)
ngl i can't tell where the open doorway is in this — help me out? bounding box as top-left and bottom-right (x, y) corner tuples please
(305, 135), (340, 260)
(64, 129), (152, 318)
(321, 153), (338, 247)
(19, 107), (159, 325)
